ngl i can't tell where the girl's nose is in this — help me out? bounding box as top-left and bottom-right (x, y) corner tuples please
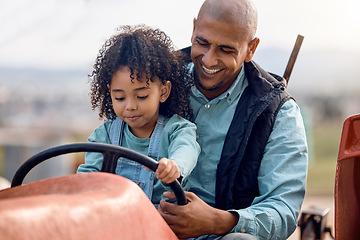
(126, 99), (137, 111)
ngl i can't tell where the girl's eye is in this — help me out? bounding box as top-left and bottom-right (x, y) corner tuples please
(137, 95), (148, 100)
(115, 97), (125, 101)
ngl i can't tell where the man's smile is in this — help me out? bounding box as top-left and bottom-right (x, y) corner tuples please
(201, 64), (222, 75)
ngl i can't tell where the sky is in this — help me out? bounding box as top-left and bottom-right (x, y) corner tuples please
(1, 0), (360, 70)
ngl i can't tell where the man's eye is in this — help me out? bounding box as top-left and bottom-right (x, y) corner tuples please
(196, 39), (208, 46)
(137, 95), (148, 100)
(220, 48), (232, 54)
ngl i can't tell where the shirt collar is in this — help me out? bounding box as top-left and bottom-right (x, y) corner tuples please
(189, 63), (248, 105)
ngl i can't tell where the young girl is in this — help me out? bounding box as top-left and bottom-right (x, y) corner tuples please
(77, 25), (200, 204)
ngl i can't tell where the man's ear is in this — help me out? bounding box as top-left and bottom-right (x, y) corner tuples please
(160, 81), (172, 103)
(191, 18), (197, 43)
(245, 37), (260, 62)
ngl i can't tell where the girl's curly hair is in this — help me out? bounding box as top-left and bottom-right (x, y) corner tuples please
(89, 25), (193, 121)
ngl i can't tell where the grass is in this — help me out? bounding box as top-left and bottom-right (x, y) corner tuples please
(306, 120), (343, 195)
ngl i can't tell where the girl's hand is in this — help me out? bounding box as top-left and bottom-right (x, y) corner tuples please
(156, 158), (180, 183)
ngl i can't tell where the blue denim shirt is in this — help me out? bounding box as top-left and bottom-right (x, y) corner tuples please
(185, 63), (308, 239)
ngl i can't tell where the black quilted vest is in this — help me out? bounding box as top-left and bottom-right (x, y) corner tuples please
(216, 61), (292, 210)
(180, 47), (293, 210)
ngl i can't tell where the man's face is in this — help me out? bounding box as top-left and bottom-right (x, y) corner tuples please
(190, 14), (256, 99)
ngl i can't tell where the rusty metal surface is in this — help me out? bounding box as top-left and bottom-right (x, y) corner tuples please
(335, 114), (360, 240)
(0, 172), (178, 240)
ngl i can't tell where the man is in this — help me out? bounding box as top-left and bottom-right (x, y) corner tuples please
(158, 0), (308, 239)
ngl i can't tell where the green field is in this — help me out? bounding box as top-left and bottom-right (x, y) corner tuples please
(306, 121), (343, 195)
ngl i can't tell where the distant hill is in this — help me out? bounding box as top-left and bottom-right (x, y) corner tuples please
(253, 48), (360, 96)
(1, 48), (359, 98)
(0, 67), (88, 85)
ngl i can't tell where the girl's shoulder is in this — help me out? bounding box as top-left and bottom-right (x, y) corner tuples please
(165, 114), (195, 125)
(163, 114), (197, 133)
(94, 120), (113, 133)
(88, 120), (114, 143)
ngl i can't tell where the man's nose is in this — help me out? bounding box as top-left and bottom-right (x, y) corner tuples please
(202, 47), (218, 67)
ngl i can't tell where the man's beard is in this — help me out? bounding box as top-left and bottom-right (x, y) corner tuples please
(194, 69), (223, 92)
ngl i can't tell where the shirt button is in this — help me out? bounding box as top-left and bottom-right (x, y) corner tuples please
(241, 228), (246, 233)
(205, 104), (211, 109)
(196, 135), (199, 140)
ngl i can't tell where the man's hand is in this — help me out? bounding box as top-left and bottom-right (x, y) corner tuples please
(158, 191), (239, 239)
(155, 158), (180, 184)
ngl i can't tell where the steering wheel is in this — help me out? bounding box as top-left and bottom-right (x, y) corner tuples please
(11, 142), (187, 205)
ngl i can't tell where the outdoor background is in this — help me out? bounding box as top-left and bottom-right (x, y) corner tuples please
(1, 0), (359, 238)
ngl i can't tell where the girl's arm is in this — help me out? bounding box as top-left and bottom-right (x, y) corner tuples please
(161, 115), (200, 180)
(77, 122), (112, 173)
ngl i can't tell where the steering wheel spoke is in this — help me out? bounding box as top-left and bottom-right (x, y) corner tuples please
(101, 152), (121, 173)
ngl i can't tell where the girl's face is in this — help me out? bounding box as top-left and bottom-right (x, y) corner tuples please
(109, 66), (171, 138)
